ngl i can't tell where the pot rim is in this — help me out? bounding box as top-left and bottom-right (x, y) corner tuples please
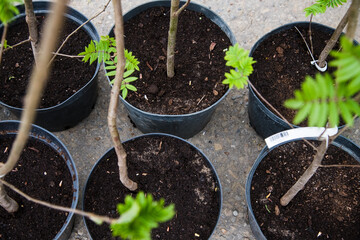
(245, 134), (360, 239)
(105, 0), (236, 118)
(82, 132), (223, 240)
(0, 120), (79, 240)
(248, 21), (360, 130)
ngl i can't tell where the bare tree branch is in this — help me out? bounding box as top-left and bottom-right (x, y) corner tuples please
(109, 0), (138, 191)
(0, 178), (116, 224)
(49, 0), (112, 64)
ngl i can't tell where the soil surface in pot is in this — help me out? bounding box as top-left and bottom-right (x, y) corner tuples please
(121, 6), (231, 115)
(0, 15), (97, 109)
(250, 24), (340, 126)
(84, 135), (220, 239)
(250, 140), (360, 240)
(0, 135), (73, 239)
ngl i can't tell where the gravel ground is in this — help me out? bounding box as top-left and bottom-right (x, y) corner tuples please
(1, 0), (359, 239)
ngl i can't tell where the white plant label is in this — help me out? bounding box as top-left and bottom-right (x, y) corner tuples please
(265, 127), (338, 149)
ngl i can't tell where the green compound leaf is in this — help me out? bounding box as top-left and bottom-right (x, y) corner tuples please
(110, 192), (175, 240)
(80, 36), (140, 99)
(0, 0), (21, 24)
(304, 0), (347, 17)
(223, 43), (256, 89)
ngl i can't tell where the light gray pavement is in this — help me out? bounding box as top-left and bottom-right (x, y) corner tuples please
(1, 0), (360, 239)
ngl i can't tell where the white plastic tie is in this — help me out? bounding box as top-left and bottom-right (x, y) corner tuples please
(265, 127), (338, 149)
(311, 60), (328, 72)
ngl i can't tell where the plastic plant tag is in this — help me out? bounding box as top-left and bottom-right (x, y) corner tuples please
(265, 127), (338, 149)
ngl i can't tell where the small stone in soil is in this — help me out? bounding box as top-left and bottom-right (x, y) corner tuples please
(148, 84), (159, 94)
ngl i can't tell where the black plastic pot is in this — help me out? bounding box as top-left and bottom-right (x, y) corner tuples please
(248, 22), (353, 139)
(245, 135), (360, 239)
(82, 133), (222, 239)
(0, 120), (79, 240)
(106, 0), (236, 139)
(0, 1), (100, 132)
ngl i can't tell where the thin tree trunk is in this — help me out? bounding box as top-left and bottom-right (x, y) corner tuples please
(24, 0), (40, 64)
(108, 0), (137, 191)
(346, 0), (360, 41)
(317, 6), (351, 68)
(166, 0), (190, 78)
(0, 176), (18, 213)
(0, 24), (8, 64)
(280, 140), (328, 206)
(0, 0), (68, 212)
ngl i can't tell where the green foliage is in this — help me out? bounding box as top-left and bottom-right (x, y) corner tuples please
(0, 40), (9, 49)
(285, 37), (360, 127)
(109, 192), (175, 240)
(0, 0), (21, 24)
(223, 43), (256, 89)
(304, 0), (347, 17)
(79, 36), (140, 99)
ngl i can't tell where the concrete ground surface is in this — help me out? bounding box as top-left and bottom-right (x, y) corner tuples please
(1, 0), (360, 239)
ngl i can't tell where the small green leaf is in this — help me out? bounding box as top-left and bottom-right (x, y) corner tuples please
(126, 84), (137, 92)
(293, 102), (312, 125)
(122, 88), (128, 99)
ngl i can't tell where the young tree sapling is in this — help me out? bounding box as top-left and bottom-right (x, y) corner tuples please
(276, 0), (360, 206)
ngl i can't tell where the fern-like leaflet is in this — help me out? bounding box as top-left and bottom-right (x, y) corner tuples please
(304, 0), (347, 17)
(223, 43), (256, 89)
(109, 192), (175, 240)
(0, 0), (21, 24)
(79, 36), (140, 99)
(285, 37), (360, 127)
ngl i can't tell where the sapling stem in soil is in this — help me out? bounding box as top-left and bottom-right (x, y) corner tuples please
(108, 0), (138, 191)
(166, 0), (191, 78)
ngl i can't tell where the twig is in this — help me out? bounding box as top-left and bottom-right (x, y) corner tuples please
(248, 81), (317, 150)
(174, 0), (191, 16)
(0, 178), (116, 224)
(49, 0), (112, 64)
(197, 95), (205, 105)
(308, 14), (314, 55)
(4, 38), (31, 51)
(319, 164), (360, 168)
(51, 52), (83, 58)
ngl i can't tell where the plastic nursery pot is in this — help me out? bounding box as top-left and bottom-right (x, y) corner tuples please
(0, 1), (100, 132)
(247, 22), (354, 139)
(0, 120), (79, 240)
(82, 133), (222, 239)
(106, 0), (236, 139)
(245, 135), (360, 240)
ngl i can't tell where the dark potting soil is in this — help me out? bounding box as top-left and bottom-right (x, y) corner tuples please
(84, 135), (221, 239)
(0, 135), (73, 239)
(250, 24), (340, 126)
(250, 140), (360, 240)
(121, 7), (231, 115)
(0, 15), (96, 109)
